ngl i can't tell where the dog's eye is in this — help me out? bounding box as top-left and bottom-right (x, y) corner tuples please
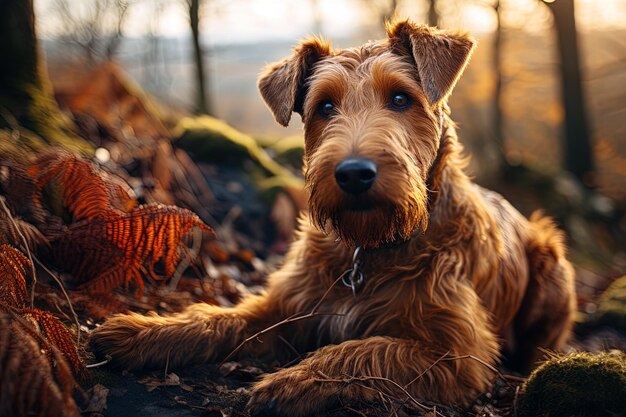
(390, 93), (411, 110)
(318, 100), (335, 118)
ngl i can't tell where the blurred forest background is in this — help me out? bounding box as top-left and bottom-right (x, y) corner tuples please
(1, 0), (626, 416)
(36, 0), (626, 280)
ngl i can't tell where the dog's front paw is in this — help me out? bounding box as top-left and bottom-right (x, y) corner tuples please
(89, 313), (157, 369)
(247, 366), (339, 417)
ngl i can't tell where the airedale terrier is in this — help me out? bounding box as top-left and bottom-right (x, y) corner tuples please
(90, 20), (576, 416)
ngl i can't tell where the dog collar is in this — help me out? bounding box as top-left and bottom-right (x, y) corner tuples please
(340, 246), (364, 297)
(339, 230), (423, 296)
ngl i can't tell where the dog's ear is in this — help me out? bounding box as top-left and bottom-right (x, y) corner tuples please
(387, 20), (475, 106)
(258, 38), (332, 127)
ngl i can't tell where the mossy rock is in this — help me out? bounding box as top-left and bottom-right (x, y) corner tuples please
(1, 75), (93, 158)
(256, 175), (305, 205)
(518, 351), (626, 417)
(268, 135), (304, 171)
(174, 116), (291, 178)
(587, 276), (626, 334)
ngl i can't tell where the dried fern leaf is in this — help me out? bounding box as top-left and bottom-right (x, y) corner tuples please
(0, 161), (47, 225)
(0, 245), (29, 308)
(0, 246), (84, 377)
(51, 204), (215, 294)
(101, 170), (139, 213)
(34, 152), (118, 221)
(0, 215), (48, 250)
(19, 308), (84, 376)
(31, 150), (136, 221)
(68, 291), (128, 319)
(0, 313), (80, 417)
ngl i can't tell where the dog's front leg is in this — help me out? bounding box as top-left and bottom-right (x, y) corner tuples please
(247, 333), (498, 417)
(89, 294), (279, 370)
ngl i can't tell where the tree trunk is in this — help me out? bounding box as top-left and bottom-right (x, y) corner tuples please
(427, 0), (439, 27)
(492, 0), (505, 169)
(0, 0), (90, 154)
(0, 0), (91, 154)
(545, 0), (593, 185)
(189, 0), (212, 115)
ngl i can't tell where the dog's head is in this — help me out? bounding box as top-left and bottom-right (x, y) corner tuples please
(258, 20), (475, 248)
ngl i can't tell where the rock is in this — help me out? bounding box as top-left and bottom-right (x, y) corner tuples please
(267, 134), (304, 172)
(174, 116), (291, 178)
(518, 351), (626, 417)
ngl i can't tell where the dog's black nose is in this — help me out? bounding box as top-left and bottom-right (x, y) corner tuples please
(335, 158), (377, 194)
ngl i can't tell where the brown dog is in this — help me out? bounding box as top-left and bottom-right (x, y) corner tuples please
(89, 20), (576, 416)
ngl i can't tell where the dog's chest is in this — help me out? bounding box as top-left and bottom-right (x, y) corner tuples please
(315, 276), (408, 344)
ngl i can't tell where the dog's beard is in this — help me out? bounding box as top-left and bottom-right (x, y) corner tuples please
(308, 179), (429, 249)
(304, 126), (433, 248)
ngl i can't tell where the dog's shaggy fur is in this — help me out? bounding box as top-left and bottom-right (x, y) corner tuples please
(89, 20), (576, 416)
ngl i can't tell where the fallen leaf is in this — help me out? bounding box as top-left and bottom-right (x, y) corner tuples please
(84, 384), (109, 413)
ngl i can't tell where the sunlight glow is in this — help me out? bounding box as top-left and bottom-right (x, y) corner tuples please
(35, 0), (626, 42)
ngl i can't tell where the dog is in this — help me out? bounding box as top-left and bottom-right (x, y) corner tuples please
(89, 20), (576, 416)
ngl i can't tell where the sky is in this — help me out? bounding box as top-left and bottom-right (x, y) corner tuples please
(36, 0), (626, 44)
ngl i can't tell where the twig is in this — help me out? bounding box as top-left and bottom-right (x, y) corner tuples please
(219, 274), (345, 366)
(86, 355), (112, 369)
(312, 372), (434, 414)
(405, 350), (451, 389)
(168, 226), (203, 290)
(389, 350), (451, 416)
(441, 354), (516, 389)
(513, 385), (520, 417)
(343, 406), (368, 417)
(33, 257), (82, 347)
(51, 299), (73, 323)
(219, 310), (344, 366)
(277, 335), (302, 362)
(164, 349), (171, 379)
(215, 205), (242, 252)
(192, 258), (214, 297)
(502, 374), (527, 382)
(378, 391), (391, 413)
(0, 197), (38, 307)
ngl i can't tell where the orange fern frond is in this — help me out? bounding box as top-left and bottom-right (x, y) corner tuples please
(0, 244), (29, 308)
(101, 170), (139, 213)
(30, 150), (136, 221)
(84, 265), (145, 296)
(0, 313), (80, 417)
(19, 308), (84, 376)
(0, 246), (84, 378)
(51, 204), (215, 294)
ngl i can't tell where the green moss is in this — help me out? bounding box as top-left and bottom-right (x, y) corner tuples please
(269, 135), (304, 171)
(518, 351), (626, 417)
(174, 116), (292, 178)
(0, 124), (90, 161)
(254, 134), (282, 149)
(0, 78), (92, 156)
(256, 175), (305, 204)
(19, 84), (92, 154)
